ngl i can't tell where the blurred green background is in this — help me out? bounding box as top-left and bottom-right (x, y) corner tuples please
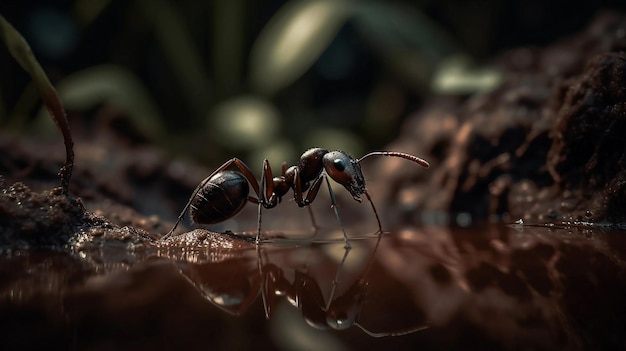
(1, 0), (624, 168)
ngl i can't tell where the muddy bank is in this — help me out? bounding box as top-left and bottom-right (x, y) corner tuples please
(376, 12), (626, 226)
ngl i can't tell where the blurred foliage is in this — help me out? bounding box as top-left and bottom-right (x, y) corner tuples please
(0, 0), (624, 168)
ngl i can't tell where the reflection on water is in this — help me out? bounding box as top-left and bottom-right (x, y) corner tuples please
(1, 224), (625, 350)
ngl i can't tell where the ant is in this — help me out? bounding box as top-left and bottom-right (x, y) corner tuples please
(160, 147), (429, 248)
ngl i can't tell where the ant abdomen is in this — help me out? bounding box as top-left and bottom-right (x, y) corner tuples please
(190, 171), (250, 224)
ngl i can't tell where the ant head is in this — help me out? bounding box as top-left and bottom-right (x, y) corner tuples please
(323, 151), (366, 202)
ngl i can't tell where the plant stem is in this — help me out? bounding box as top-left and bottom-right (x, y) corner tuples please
(0, 14), (75, 194)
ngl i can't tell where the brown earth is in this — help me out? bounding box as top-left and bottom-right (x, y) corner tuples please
(375, 12), (626, 227)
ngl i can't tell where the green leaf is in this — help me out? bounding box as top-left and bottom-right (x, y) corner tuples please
(249, 0), (352, 96)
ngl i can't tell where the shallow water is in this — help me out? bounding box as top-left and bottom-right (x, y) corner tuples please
(1, 223), (625, 350)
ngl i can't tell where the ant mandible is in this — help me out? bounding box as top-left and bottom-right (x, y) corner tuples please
(160, 147), (429, 248)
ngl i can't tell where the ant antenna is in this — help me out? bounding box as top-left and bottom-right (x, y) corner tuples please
(353, 151), (428, 237)
(356, 151), (430, 168)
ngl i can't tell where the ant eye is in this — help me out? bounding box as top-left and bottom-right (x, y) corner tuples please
(333, 159), (346, 171)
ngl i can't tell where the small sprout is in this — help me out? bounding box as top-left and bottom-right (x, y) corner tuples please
(0, 14), (75, 194)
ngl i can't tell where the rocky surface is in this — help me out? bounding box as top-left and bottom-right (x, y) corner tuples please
(0, 178), (99, 249)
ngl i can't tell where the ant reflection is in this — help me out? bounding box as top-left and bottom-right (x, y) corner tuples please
(177, 238), (429, 337)
(257, 239), (429, 337)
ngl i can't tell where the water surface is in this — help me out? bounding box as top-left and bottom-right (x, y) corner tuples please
(1, 223), (625, 350)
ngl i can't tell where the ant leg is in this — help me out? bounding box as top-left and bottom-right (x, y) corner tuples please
(256, 201), (263, 244)
(324, 176), (351, 250)
(162, 158), (241, 241)
(304, 175), (324, 205)
(293, 167), (324, 207)
(257, 163), (267, 244)
(256, 244), (271, 318)
(297, 173), (323, 236)
(232, 158), (262, 196)
(261, 159), (276, 204)
(162, 173), (213, 241)
(256, 159), (277, 244)
(326, 247), (351, 310)
(294, 174), (350, 247)
(292, 168), (304, 205)
(364, 191), (383, 235)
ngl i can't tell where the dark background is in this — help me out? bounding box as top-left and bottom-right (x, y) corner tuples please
(1, 0), (625, 166)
